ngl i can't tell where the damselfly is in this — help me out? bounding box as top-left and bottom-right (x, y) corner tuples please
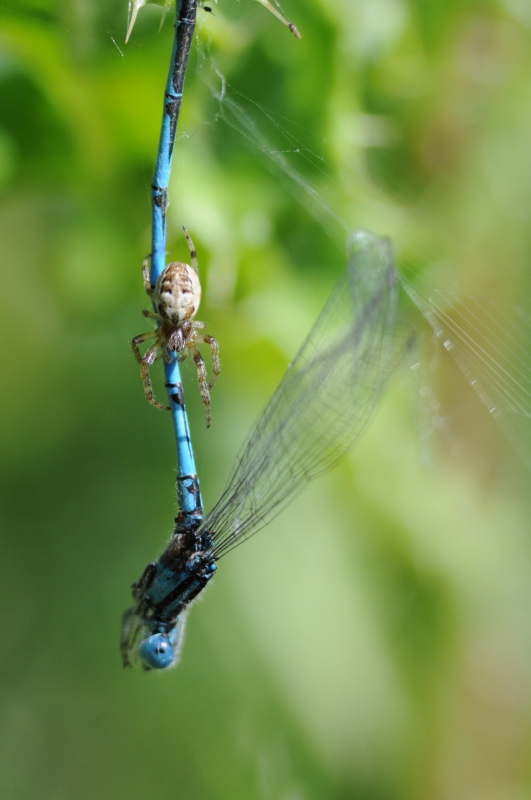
(121, 230), (407, 670)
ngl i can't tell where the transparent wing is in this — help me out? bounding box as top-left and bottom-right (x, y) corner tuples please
(199, 231), (407, 559)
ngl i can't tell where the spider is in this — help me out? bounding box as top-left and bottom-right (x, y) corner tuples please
(132, 227), (220, 428)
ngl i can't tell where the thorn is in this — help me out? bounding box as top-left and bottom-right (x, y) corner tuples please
(252, 0), (301, 38)
(125, 0), (146, 43)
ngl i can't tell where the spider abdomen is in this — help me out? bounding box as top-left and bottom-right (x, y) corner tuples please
(154, 262), (201, 325)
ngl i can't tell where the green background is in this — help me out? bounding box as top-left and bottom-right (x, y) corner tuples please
(1, 0), (531, 797)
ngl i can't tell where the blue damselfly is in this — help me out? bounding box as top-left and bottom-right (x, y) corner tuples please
(121, 230), (408, 670)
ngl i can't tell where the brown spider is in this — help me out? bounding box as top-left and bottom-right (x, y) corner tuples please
(132, 227), (220, 427)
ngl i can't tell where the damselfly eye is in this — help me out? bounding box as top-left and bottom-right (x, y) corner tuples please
(139, 634), (175, 670)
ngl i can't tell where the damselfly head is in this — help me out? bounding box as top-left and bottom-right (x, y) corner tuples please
(139, 633), (175, 670)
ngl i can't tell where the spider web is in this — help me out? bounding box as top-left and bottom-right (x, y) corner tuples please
(185, 29), (531, 473)
(193, 37), (349, 243)
(401, 271), (531, 468)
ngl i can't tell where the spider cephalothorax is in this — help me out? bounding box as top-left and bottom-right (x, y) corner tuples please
(132, 227), (220, 427)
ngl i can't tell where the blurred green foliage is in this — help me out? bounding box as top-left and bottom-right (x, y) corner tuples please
(1, 0), (531, 798)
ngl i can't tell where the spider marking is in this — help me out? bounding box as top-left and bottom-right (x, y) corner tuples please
(132, 227), (220, 428)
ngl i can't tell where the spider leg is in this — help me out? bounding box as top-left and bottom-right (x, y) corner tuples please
(142, 309), (162, 321)
(182, 226), (199, 276)
(191, 346), (212, 428)
(194, 320), (207, 330)
(196, 334), (220, 389)
(142, 255), (154, 295)
(141, 342), (170, 411)
(177, 350), (188, 363)
(132, 330), (158, 365)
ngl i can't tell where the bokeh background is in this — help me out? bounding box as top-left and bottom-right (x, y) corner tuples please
(2, 0), (531, 797)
